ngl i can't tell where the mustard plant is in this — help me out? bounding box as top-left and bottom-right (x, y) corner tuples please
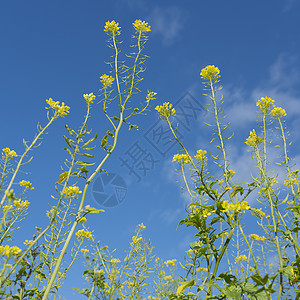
(0, 19), (156, 299)
(156, 65), (300, 299)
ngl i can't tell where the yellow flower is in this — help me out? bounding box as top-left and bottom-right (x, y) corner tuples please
(0, 245), (10, 256)
(75, 229), (92, 240)
(245, 129), (263, 147)
(104, 20), (121, 35)
(202, 208), (216, 218)
(284, 177), (299, 187)
(221, 200), (249, 213)
(196, 267), (208, 272)
(24, 240), (34, 246)
(200, 65), (220, 81)
(132, 236), (142, 244)
(57, 102), (70, 117)
(83, 93), (96, 104)
(256, 97), (275, 113)
(146, 91), (157, 102)
(155, 102), (176, 118)
(46, 98), (70, 117)
(63, 186), (82, 198)
(133, 20), (151, 33)
(81, 248), (89, 254)
(19, 180), (34, 190)
(172, 154), (191, 164)
(195, 149), (207, 161)
(235, 255), (247, 262)
(270, 106), (287, 118)
(0, 245), (21, 257)
(249, 234), (267, 242)
(2, 147), (17, 158)
(110, 258), (121, 264)
(13, 200), (30, 209)
(2, 205), (13, 212)
(164, 275), (172, 281)
(164, 259), (176, 267)
(100, 74), (115, 89)
(138, 223), (146, 229)
(10, 246), (21, 256)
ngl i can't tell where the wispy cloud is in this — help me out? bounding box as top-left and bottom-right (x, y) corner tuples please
(164, 53), (300, 206)
(148, 207), (182, 226)
(224, 54), (300, 129)
(148, 6), (185, 46)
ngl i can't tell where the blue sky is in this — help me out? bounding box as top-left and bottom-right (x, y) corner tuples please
(1, 0), (300, 298)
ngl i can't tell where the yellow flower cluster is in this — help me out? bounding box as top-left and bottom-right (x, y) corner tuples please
(249, 234), (267, 242)
(46, 98), (70, 117)
(2, 205), (13, 212)
(138, 223), (146, 229)
(13, 199), (30, 209)
(110, 258), (121, 264)
(256, 97), (275, 113)
(83, 93), (96, 104)
(0, 245), (21, 257)
(164, 275), (172, 281)
(270, 106), (287, 118)
(146, 91), (157, 102)
(132, 235), (142, 244)
(245, 129), (263, 147)
(222, 200), (250, 213)
(202, 207), (216, 218)
(196, 267), (208, 272)
(104, 20), (121, 35)
(133, 19), (151, 33)
(75, 229), (92, 240)
(2, 147), (17, 158)
(63, 186), (82, 198)
(100, 74), (115, 89)
(195, 149), (207, 161)
(81, 248), (89, 254)
(164, 259), (176, 267)
(172, 154), (191, 164)
(19, 180), (34, 190)
(235, 255), (247, 263)
(155, 102), (176, 118)
(200, 65), (221, 81)
(24, 240), (34, 246)
(284, 177), (299, 187)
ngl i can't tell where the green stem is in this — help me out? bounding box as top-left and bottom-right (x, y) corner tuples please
(0, 115), (56, 208)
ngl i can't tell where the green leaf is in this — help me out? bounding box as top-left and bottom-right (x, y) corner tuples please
(176, 279), (194, 295)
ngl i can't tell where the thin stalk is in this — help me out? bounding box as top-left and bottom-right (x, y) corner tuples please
(0, 115), (56, 208)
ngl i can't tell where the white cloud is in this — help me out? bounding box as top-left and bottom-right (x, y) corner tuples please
(148, 6), (185, 46)
(224, 54), (300, 129)
(148, 207), (182, 226)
